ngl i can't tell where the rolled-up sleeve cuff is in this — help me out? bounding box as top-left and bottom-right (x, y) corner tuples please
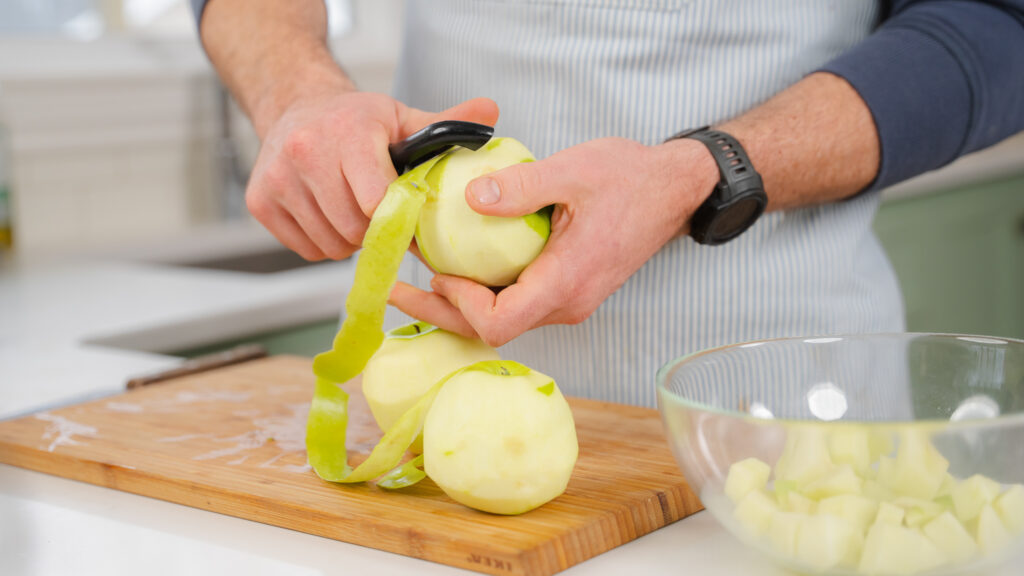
(820, 22), (972, 191)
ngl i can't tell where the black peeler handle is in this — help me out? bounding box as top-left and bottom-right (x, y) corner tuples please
(388, 121), (495, 174)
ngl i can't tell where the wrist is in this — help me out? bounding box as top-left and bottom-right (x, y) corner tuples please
(713, 72), (881, 211)
(250, 61), (356, 138)
(651, 137), (719, 236)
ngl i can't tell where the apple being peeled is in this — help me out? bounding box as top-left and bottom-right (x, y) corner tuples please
(423, 360), (578, 514)
(362, 321), (499, 453)
(415, 138), (551, 287)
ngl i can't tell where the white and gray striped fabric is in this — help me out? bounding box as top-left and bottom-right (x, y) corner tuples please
(384, 0), (904, 408)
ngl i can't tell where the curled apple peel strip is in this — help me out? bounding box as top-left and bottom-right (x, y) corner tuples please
(340, 368), (454, 483)
(377, 454), (426, 490)
(306, 157), (443, 482)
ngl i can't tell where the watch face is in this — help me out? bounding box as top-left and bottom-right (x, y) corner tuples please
(707, 196), (765, 243)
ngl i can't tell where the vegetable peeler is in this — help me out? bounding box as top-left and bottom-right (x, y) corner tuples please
(388, 120), (494, 174)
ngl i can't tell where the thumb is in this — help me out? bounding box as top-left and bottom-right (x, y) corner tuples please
(401, 97), (500, 137)
(465, 160), (565, 217)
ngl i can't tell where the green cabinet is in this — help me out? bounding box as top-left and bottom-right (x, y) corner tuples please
(874, 173), (1024, 340)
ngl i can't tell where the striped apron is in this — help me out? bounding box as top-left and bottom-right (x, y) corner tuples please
(385, 0), (904, 407)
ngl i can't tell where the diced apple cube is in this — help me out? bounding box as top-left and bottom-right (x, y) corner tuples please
(976, 504), (1012, 556)
(994, 483), (1024, 534)
(775, 426), (833, 487)
(863, 479), (896, 502)
(767, 511), (806, 558)
(869, 429), (896, 461)
(892, 497), (949, 528)
(874, 501), (906, 526)
(818, 494), (879, 533)
(829, 427), (871, 477)
(876, 431), (949, 500)
(936, 473), (957, 498)
(781, 490), (816, 514)
(923, 511), (978, 564)
(773, 479), (799, 505)
(725, 457), (772, 503)
(859, 523), (946, 575)
(734, 489), (778, 537)
(951, 474), (1003, 523)
(875, 457), (898, 492)
(933, 494), (953, 511)
(796, 514), (863, 570)
(803, 464), (863, 500)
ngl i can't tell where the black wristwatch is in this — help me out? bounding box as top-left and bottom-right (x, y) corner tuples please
(667, 126), (767, 246)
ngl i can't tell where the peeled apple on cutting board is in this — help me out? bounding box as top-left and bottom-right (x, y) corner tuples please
(304, 137), (578, 515)
(725, 425), (1024, 575)
(362, 321), (500, 454)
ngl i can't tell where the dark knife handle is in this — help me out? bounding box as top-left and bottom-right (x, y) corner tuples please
(125, 345), (267, 389)
(388, 121), (494, 174)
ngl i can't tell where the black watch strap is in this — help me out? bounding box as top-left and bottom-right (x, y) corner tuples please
(667, 126), (766, 245)
(682, 128), (759, 187)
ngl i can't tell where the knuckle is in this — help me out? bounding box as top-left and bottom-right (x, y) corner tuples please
(245, 188), (272, 221)
(282, 129), (317, 166)
(257, 164), (291, 198)
(504, 164), (544, 204)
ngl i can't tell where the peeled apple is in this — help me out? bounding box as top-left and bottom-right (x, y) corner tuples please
(362, 321), (499, 453)
(415, 137), (550, 287)
(423, 360), (578, 515)
(723, 425), (1024, 575)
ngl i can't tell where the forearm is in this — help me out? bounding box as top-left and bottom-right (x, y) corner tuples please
(199, 0), (354, 138)
(821, 0), (1024, 190)
(715, 72), (880, 212)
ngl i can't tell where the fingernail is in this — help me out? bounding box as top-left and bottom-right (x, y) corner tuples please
(471, 178), (501, 205)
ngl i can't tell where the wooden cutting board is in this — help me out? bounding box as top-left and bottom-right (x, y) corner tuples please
(0, 355), (701, 575)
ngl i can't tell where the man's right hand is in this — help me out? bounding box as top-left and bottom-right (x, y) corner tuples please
(245, 92), (499, 261)
(198, 0), (498, 261)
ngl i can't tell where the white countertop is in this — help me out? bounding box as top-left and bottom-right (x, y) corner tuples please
(1, 225), (1022, 576)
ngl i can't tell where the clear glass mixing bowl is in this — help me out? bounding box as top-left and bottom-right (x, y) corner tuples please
(657, 333), (1024, 575)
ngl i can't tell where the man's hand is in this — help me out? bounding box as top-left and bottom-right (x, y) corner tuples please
(389, 137), (719, 346)
(246, 92), (498, 260)
(199, 0), (498, 260)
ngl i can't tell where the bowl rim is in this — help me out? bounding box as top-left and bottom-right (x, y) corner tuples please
(655, 331), (1024, 429)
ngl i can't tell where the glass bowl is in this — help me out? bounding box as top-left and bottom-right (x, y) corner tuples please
(657, 333), (1024, 576)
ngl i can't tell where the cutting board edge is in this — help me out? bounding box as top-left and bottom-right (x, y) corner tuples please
(0, 442), (540, 575)
(0, 441), (701, 576)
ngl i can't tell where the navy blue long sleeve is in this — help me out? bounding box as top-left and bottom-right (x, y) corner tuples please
(821, 0), (1024, 190)
(192, 0), (1024, 190)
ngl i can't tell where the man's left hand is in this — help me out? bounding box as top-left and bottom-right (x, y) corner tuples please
(389, 136), (718, 347)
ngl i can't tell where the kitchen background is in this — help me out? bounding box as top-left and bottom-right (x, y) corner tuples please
(0, 0), (1022, 362)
